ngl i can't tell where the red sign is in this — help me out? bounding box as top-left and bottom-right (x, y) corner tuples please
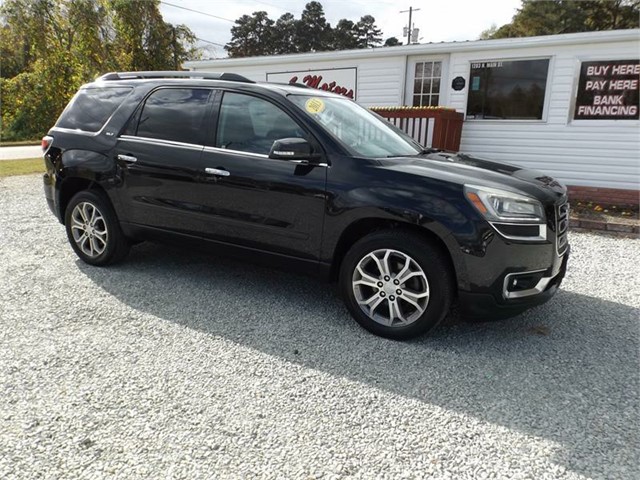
(289, 74), (355, 99)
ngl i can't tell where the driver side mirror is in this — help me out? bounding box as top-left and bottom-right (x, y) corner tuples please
(269, 138), (314, 162)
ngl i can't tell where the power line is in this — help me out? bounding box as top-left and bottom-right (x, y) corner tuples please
(196, 37), (225, 48)
(250, 0), (284, 9)
(160, 1), (235, 23)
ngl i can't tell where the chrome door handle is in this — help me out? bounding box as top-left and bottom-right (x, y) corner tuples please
(117, 154), (137, 163)
(205, 167), (230, 177)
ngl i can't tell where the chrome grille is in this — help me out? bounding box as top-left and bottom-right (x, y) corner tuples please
(556, 202), (569, 255)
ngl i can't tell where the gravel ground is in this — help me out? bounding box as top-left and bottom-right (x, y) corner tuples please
(1, 174), (639, 480)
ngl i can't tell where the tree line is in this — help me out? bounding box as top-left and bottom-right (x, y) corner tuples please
(225, 1), (393, 58)
(481, 0), (639, 39)
(2, 0), (637, 142)
(1, 0), (198, 141)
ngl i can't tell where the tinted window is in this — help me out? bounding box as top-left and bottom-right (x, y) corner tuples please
(56, 87), (131, 132)
(136, 88), (211, 144)
(466, 59), (550, 120)
(216, 92), (305, 155)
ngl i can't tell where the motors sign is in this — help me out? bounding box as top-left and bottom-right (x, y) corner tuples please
(574, 59), (639, 120)
(266, 68), (356, 99)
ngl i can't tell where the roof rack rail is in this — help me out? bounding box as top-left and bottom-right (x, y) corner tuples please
(268, 81), (311, 89)
(97, 71), (255, 83)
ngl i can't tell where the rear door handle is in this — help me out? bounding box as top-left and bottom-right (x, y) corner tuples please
(117, 154), (137, 163)
(205, 167), (230, 177)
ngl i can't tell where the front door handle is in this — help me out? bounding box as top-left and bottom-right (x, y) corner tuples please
(117, 154), (137, 163)
(205, 167), (230, 177)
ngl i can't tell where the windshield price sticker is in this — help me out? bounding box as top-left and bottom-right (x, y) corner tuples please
(305, 98), (326, 114)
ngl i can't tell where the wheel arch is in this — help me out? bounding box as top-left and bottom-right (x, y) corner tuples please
(329, 217), (468, 291)
(58, 177), (108, 225)
(55, 149), (118, 224)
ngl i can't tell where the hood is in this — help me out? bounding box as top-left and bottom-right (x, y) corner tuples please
(379, 152), (567, 203)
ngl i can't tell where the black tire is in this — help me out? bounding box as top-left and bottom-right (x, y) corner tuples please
(64, 190), (130, 266)
(339, 230), (454, 340)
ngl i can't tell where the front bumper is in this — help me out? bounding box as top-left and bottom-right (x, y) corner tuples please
(457, 247), (569, 320)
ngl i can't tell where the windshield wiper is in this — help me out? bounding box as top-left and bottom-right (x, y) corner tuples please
(387, 147), (440, 158)
(419, 147), (440, 155)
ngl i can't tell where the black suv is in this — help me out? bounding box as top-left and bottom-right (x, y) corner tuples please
(42, 71), (569, 339)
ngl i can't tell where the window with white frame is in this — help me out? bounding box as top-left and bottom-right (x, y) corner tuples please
(412, 61), (442, 107)
(466, 58), (550, 120)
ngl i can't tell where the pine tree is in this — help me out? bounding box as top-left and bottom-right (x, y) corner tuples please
(226, 11), (275, 57)
(332, 19), (359, 50)
(272, 13), (299, 54)
(296, 2), (332, 52)
(356, 15), (383, 48)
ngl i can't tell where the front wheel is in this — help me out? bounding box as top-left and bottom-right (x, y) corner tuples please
(339, 230), (454, 340)
(64, 190), (130, 266)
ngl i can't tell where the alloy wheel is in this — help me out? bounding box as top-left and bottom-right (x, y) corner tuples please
(352, 249), (430, 327)
(70, 202), (108, 258)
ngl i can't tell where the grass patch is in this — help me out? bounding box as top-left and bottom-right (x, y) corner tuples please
(0, 158), (45, 177)
(0, 140), (41, 147)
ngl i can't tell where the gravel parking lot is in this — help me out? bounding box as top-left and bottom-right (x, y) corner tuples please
(1, 174), (639, 479)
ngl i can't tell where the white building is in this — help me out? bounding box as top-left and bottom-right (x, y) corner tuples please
(186, 29), (640, 202)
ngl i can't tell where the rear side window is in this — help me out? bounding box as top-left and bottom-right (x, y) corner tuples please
(56, 87), (132, 132)
(134, 88), (211, 145)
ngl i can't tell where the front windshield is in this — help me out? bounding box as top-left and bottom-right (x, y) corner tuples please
(289, 95), (422, 157)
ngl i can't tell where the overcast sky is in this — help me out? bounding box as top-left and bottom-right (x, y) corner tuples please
(159, 0), (522, 58)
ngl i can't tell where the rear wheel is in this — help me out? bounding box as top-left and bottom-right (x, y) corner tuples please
(339, 230), (454, 340)
(64, 190), (130, 266)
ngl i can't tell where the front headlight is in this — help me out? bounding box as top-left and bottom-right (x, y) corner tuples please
(464, 185), (545, 223)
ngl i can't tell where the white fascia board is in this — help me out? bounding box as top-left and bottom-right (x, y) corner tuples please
(185, 29), (640, 70)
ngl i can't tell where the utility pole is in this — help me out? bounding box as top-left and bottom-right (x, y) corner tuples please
(400, 6), (420, 45)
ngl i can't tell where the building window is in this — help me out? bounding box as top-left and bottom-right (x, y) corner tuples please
(466, 58), (550, 120)
(413, 61), (442, 107)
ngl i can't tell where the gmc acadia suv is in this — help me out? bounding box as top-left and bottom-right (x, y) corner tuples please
(42, 71), (570, 339)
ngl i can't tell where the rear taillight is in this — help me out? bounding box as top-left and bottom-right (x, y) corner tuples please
(41, 135), (53, 153)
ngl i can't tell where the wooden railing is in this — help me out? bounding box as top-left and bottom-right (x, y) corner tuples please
(370, 106), (464, 152)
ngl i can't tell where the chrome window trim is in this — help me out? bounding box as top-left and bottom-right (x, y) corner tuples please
(52, 126), (103, 137)
(490, 222), (547, 242)
(503, 268), (556, 299)
(119, 135), (204, 151)
(203, 146), (269, 159)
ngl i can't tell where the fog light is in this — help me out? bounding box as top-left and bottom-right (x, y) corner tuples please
(506, 272), (545, 292)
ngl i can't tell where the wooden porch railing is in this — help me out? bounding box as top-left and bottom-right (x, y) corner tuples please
(370, 106), (464, 152)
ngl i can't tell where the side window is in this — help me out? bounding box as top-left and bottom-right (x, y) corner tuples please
(215, 92), (306, 155)
(56, 87), (132, 132)
(135, 88), (211, 144)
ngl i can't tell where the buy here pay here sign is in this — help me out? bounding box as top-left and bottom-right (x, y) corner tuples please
(574, 59), (639, 120)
